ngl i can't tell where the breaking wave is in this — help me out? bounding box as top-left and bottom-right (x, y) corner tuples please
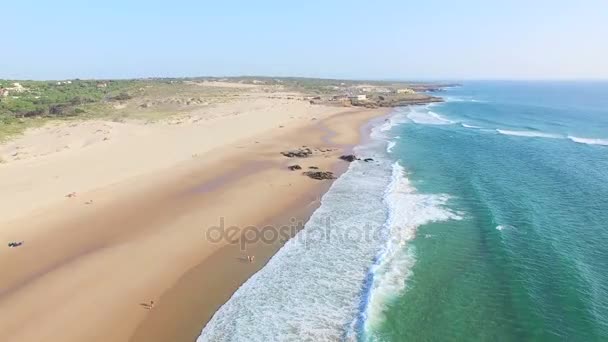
(408, 107), (455, 125)
(568, 136), (608, 146)
(496, 129), (562, 139)
(356, 162), (463, 341)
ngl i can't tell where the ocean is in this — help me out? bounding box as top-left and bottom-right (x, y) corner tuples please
(198, 81), (608, 341)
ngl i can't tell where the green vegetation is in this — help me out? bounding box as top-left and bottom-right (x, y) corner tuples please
(0, 76), (451, 141)
(0, 79), (145, 140)
(0, 80), (141, 118)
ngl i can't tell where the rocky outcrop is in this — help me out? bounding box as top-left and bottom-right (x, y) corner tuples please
(339, 154), (359, 162)
(281, 148), (313, 158)
(303, 171), (335, 180)
(350, 93), (444, 108)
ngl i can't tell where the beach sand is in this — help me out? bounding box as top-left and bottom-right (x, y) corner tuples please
(0, 94), (389, 342)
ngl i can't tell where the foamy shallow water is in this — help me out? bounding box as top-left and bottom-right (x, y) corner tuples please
(198, 147), (390, 341)
(197, 108), (462, 341)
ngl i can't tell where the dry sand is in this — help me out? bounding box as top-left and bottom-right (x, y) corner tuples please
(0, 93), (389, 342)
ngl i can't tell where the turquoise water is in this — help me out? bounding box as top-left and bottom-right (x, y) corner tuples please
(374, 81), (608, 341)
(198, 82), (608, 342)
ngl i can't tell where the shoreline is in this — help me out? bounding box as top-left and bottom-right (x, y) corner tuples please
(0, 96), (392, 342)
(128, 108), (394, 342)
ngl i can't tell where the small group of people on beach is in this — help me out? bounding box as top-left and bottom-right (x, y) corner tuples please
(247, 255), (255, 263)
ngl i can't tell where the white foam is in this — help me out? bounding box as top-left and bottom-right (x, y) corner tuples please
(360, 162), (462, 337)
(378, 110), (408, 133)
(496, 129), (561, 139)
(461, 123), (482, 129)
(408, 108), (455, 125)
(445, 96), (485, 103)
(568, 136), (608, 146)
(386, 141), (396, 153)
(496, 225), (516, 232)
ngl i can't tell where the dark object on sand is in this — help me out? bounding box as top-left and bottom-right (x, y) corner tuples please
(339, 154), (359, 162)
(364, 158), (374, 162)
(303, 171), (336, 180)
(281, 148), (313, 158)
(288, 165), (302, 171)
(308, 166), (319, 169)
(8, 241), (24, 248)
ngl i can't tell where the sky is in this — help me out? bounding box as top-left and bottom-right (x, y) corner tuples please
(2, 0), (607, 80)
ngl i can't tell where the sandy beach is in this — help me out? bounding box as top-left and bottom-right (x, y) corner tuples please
(0, 86), (389, 341)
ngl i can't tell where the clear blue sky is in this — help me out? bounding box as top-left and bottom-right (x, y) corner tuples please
(2, 0), (607, 80)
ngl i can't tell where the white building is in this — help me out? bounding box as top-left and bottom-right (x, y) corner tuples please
(349, 94), (367, 101)
(397, 88), (416, 94)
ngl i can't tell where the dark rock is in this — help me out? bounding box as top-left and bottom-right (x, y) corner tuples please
(364, 158), (374, 162)
(308, 166), (319, 169)
(303, 171), (335, 180)
(339, 154), (359, 162)
(288, 165), (302, 171)
(8, 241), (24, 248)
(281, 148), (313, 158)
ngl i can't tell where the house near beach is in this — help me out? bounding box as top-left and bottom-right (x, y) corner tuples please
(397, 88), (416, 94)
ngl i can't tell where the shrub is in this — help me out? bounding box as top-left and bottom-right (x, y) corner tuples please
(110, 92), (132, 101)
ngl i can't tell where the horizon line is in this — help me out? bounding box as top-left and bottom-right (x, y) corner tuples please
(2, 75), (608, 83)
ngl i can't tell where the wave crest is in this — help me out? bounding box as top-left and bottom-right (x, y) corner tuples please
(408, 108), (455, 125)
(568, 136), (608, 146)
(496, 129), (561, 139)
